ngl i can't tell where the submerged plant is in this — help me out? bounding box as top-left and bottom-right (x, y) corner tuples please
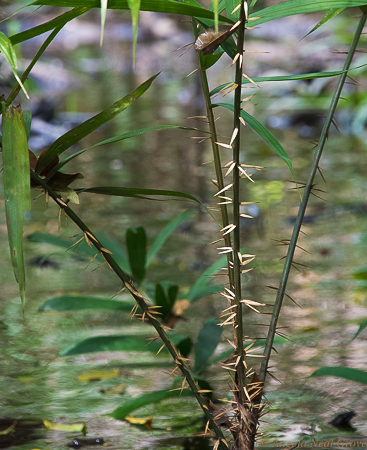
(1, 1), (367, 449)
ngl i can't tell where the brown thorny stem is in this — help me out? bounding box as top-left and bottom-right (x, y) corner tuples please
(259, 12), (367, 384)
(30, 171), (228, 449)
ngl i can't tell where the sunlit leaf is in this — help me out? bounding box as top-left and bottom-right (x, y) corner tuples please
(146, 210), (195, 267)
(311, 366), (367, 384)
(78, 369), (120, 382)
(127, 0), (141, 66)
(126, 227), (146, 285)
(194, 318), (222, 373)
(0, 32), (29, 98)
(38, 296), (136, 312)
(303, 8), (345, 39)
(125, 415), (153, 429)
(42, 420), (86, 432)
(36, 73), (160, 174)
(109, 389), (194, 420)
(248, 0), (367, 26)
(1, 103), (31, 307)
(214, 102), (293, 174)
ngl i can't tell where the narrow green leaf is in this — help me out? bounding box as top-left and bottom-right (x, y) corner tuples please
(10, 7), (92, 45)
(39, 296), (136, 312)
(195, 318), (222, 373)
(23, 110), (32, 140)
(248, 0), (367, 27)
(201, 52), (224, 71)
(186, 256), (226, 302)
(210, 70), (350, 96)
(37, 73), (160, 174)
(352, 319), (367, 341)
(0, 31), (29, 99)
(100, 0), (108, 45)
(154, 282), (178, 318)
(76, 186), (201, 203)
(109, 389), (194, 420)
(303, 8), (345, 39)
(1, 103), (31, 307)
(225, 0), (240, 20)
(146, 210), (195, 267)
(127, 0), (141, 66)
(30, 0), (232, 23)
(126, 227), (147, 285)
(311, 366), (367, 384)
(214, 102), (293, 174)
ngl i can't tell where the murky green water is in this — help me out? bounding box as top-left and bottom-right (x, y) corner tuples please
(1, 6), (367, 449)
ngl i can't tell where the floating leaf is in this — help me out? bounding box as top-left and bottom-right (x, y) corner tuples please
(109, 389), (194, 420)
(311, 366), (367, 384)
(78, 369), (120, 382)
(42, 420), (86, 433)
(125, 415), (153, 429)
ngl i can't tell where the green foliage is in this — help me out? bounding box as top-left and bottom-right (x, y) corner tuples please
(126, 227), (147, 285)
(39, 296), (136, 312)
(311, 367), (367, 385)
(194, 318), (222, 373)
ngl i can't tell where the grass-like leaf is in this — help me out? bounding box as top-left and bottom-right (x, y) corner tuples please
(249, 0), (367, 26)
(146, 210), (195, 267)
(37, 73), (160, 174)
(39, 296), (136, 312)
(194, 318), (222, 373)
(100, 0), (108, 45)
(76, 186), (201, 203)
(1, 103), (31, 308)
(352, 319), (367, 341)
(303, 8), (345, 39)
(128, 0), (141, 66)
(215, 102), (293, 174)
(109, 389), (194, 420)
(311, 366), (367, 384)
(30, 0), (232, 23)
(0, 32), (29, 99)
(186, 256), (226, 302)
(210, 70), (351, 96)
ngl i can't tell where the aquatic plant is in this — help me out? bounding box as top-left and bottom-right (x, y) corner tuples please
(1, 1), (367, 449)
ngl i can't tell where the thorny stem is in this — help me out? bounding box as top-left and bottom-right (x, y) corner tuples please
(193, 21), (234, 290)
(259, 12), (367, 384)
(232, 1), (247, 407)
(30, 171), (227, 448)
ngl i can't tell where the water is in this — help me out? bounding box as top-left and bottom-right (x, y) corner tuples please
(1, 6), (367, 449)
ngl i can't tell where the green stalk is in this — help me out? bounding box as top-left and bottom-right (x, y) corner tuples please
(259, 12), (367, 384)
(193, 22), (234, 290)
(232, 1), (247, 406)
(30, 171), (227, 448)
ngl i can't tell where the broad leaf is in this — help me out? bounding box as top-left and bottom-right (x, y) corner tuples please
(126, 227), (147, 285)
(311, 366), (367, 385)
(195, 318), (222, 373)
(214, 102), (293, 174)
(146, 210), (195, 267)
(1, 103), (31, 307)
(109, 389), (194, 420)
(37, 73), (160, 174)
(39, 296), (136, 312)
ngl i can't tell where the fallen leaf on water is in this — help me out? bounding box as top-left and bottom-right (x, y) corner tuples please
(125, 415), (153, 430)
(78, 369), (120, 383)
(42, 419), (86, 433)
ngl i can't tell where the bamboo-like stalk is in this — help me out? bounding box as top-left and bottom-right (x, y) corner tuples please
(30, 171), (228, 450)
(259, 12), (367, 384)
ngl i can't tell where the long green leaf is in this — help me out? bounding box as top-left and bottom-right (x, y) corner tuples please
(248, 0), (367, 26)
(128, 0), (141, 66)
(126, 227), (146, 285)
(303, 8), (345, 39)
(109, 389), (194, 420)
(37, 73), (160, 174)
(311, 366), (367, 384)
(214, 102), (293, 173)
(146, 210), (195, 267)
(100, 0), (108, 45)
(30, 0), (232, 23)
(1, 103), (31, 308)
(194, 318), (222, 373)
(39, 296), (136, 312)
(10, 7), (92, 45)
(352, 319), (367, 341)
(186, 256), (226, 302)
(76, 186), (201, 203)
(210, 70), (351, 96)
(0, 32), (29, 98)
